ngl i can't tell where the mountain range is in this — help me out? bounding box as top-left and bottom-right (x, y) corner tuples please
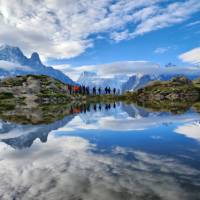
(0, 45), (75, 85)
(78, 71), (200, 93)
(77, 71), (128, 93)
(0, 45), (200, 93)
(122, 74), (199, 92)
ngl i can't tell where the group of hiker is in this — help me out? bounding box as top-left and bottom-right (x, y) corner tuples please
(66, 84), (119, 95)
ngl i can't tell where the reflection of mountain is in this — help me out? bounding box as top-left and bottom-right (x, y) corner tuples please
(0, 114), (75, 149)
(64, 103), (200, 132)
(121, 103), (150, 118)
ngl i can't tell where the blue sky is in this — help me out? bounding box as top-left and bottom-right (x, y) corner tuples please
(49, 14), (200, 67)
(0, 0), (200, 80)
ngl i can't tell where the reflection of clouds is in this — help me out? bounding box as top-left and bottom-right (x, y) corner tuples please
(175, 121), (200, 141)
(0, 135), (199, 200)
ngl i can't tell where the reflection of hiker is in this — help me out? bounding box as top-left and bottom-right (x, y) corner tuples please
(93, 104), (97, 111)
(113, 88), (116, 95)
(93, 87), (96, 95)
(108, 104), (111, 109)
(99, 104), (102, 111)
(105, 104), (108, 110)
(83, 104), (87, 113)
(70, 106), (73, 114)
(113, 102), (116, 108)
(98, 87), (101, 95)
(87, 104), (90, 112)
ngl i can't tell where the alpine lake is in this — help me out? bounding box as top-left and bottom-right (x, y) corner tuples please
(0, 101), (200, 200)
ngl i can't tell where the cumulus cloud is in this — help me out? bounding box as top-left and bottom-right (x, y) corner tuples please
(0, 0), (199, 59)
(179, 47), (200, 65)
(0, 134), (199, 200)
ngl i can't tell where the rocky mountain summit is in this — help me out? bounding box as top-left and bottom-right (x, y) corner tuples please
(0, 45), (75, 85)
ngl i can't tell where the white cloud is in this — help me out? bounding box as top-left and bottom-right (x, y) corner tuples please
(174, 122), (200, 141)
(0, 0), (199, 59)
(186, 20), (200, 27)
(154, 47), (170, 54)
(0, 60), (32, 71)
(179, 47), (200, 65)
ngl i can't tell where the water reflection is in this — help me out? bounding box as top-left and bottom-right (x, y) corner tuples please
(0, 103), (200, 199)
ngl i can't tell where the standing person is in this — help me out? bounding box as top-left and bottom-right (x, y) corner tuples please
(78, 86), (83, 94)
(105, 87), (108, 94)
(69, 85), (72, 94)
(86, 87), (90, 95)
(108, 87), (111, 94)
(113, 88), (116, 95)
(98, 87), (101, 95)
(66, 84), (69, 94)
(93, 87), (96, 95)
(74, 85), (79, 94)
(82, 86), (86, 95)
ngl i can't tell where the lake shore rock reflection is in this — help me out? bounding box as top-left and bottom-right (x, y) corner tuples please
(0, 103), (200, 199)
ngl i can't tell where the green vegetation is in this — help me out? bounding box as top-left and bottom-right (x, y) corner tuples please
(0, 92), (14, 99)
(128, 76), (200, 103)
(0, 92), (16, 112)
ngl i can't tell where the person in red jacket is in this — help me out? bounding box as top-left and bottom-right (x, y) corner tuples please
(74, 85), (79, 94)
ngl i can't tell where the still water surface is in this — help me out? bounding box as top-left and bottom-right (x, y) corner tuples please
(0, 103), (200, 200)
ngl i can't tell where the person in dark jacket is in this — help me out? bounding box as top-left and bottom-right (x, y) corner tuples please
(113, 88), (116, 95)
(105, 87), (108, 94)
(98, 87), (101, 95)
(108, 87), (111, 94)
(93, 87), (96, 95)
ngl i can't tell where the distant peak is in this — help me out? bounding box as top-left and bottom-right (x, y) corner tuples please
(30, 52), (42, 64)
(82, 71), (96, 76)
(31, 52), (40, 60)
